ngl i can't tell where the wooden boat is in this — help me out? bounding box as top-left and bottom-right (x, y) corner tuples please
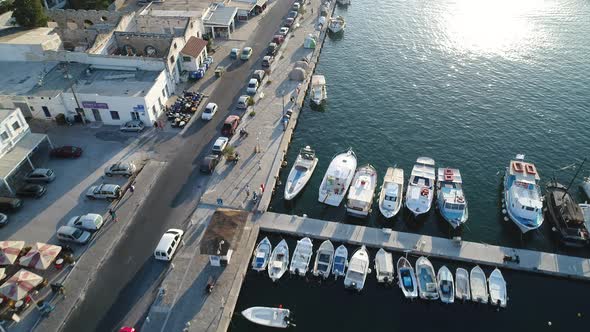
(251, 237), (272, 272)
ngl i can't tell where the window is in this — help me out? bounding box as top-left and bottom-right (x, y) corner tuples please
(182, 56), (191, 62)
(158, 97), (162, 109)
(42, 106), (51, 118)
(152, 105), (157, 117)
(30, 106), (35, 113)
(169, 55), (175, 64)
(110, 111), (120, 120)
(11, 121), (21, 131)
(173, 42), (177, 49)
(0, 132), (9, 141)
(162, 88), (166, 98)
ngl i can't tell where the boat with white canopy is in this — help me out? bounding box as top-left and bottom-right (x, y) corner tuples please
(318, 148), (357, 206)
(344, 245), (370, 291)
(405, 157), (436, 217)
(374, 248), (394, 284)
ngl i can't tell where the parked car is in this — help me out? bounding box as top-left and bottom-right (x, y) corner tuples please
(267, 42), (279, 56)
(237, 95), (252, 109)
(200, 155), (221, 174)
(154, 229), (184, 261)
(50, 146), (83, 158)
(273, 35), (285, 44)
(120, 120), (145, 132)
(105, 162), (136, 177)
(251, 70), (266, 83)
(16, 184), (46, 198)
(0, 197), (22, 212)
(246, 78), (259, 95)
(285, 17), (295, 27)
(293, 2), (301, 11)
(288, 10), (298, 19)
(57, 226), (91, 245)
(86, 184), (121, 200)
(221, 115), (240, 137)
(67, 213), (104, 232)
(240, 47), (253, 60)
(0, 213), (8, 227)
(201, 102), (218, 120)
(24, 168), (55, 183)
(262, 56), (274, 68)
(230, 48), (240, 59)
(212, 137), (229, 156)
(279, 27), (290, 36)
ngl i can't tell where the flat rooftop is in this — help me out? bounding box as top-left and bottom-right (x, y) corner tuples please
(145, 0), (211, 18)
(0, 61), (61, 97)
(74, 68), (162, 97)
(0, 27), (58, 45)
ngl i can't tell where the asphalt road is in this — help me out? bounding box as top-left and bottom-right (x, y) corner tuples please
(61, 2), (295, 331)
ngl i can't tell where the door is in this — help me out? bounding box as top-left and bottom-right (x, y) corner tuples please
(130, 111), (140, 121)
(42, 106), (51, 118)
(92, 109), (102, 122)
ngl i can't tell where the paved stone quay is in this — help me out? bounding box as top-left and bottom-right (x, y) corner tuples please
(259, 212), (590, 281)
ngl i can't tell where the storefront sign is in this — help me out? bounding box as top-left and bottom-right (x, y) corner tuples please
(81, 101), (109, 109)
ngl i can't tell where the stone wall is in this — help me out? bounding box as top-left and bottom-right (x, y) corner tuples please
(111, 32), (174, 57)
(134, 15), (190, 36)
(46, 9), (124, 32)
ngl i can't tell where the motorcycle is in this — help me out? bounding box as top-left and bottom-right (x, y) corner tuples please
(252, 191), (258, 204)
(240, 128), (249, 138)
(206, 276), (216, 294)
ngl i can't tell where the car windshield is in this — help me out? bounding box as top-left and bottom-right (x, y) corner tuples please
(204, 108), (212, 113)
(222, 123), (232, 130)
(248, 82), (256, 88)
(72, 229), (84, 239)
(242, 49), (250, 55)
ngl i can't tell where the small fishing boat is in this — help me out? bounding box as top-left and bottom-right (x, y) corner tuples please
(470, 265), (489, 303)
(289, 237), (313, 276)
(242, 306), (291, 328)
(346, 164), (378, 217)
(251, 237), (272, 272)
(488, 268), (508, 308)
(580, 203), (590, 232)
(312, 240), (334, 279)
(310, 75), (327, 106)
(332, 244), (348, 279)
(503, 154), (543, 233)
(436, 168), (468, 228)
(405, 157), (436, 217)
(455, 268), (471, 301)
(284, 146), (319, 200)
(378, 167), (404, 219)
(545, 181), (590, 247)
(318, 148), (357, 206)
(328, 15), (346, 33)
(437, 266), (455, 304)
(344, 245), (370, 291)
(268, 239), (289, 282)
(397, 257), (418, 299)
(583, 176), (590, 199)
(415, 256), (439, 300)
(374, 248), (394, 284)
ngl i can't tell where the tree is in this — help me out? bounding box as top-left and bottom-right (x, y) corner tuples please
(12, 0), (47, 28)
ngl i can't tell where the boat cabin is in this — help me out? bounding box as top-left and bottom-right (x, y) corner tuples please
(200, 209), (249, 266)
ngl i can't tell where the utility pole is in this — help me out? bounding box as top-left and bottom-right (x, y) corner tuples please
(62, 63), (86, 125)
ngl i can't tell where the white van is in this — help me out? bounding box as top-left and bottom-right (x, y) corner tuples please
(154, 229), (184, 261)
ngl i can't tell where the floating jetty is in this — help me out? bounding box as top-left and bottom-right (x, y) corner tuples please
(259, 212), (590, 281)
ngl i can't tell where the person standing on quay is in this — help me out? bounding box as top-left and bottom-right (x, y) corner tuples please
(109, 208), (118, 222)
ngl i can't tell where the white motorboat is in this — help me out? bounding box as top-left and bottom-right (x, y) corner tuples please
(312, 240), (334, 279)
(328, 15), (346, 33)
(268, 239), (289, 282)
(397, 256), (418, 299)
(580, 203), (590, 232)
(318, 148), (357, 206)
(455, 268), (471, 301)
(242, 306), (291, 328)
(374, 248), (394, 284)
(346, 164), (377, 217)
(332, 244), (348, 279)
(344, 245), (370, 291)
(378, 167), (404, 219)
(582, 177), (590, 199)
(488, 268), (508, 308)
(289, 237), (313, 276)
(436, 168), (468, 228)
(503, 154), (543, 233)
(284, 146), (318, 200)
(310, 75), (327, 106)
(415, 256), (439, 300)
(405, 157), (436, 217)
(470, 265), (489, 303)
(251, 237), (272, 272)
(437, 265), (455, 304)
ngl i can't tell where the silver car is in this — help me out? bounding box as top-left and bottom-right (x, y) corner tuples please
(105, 162), (136, 177)
(120, 120), (145, 132)
(57, 226), (91, 244)
(86, 184), (121, 200)
(24, 168), (56, 183)
(67, 213), (104, 232)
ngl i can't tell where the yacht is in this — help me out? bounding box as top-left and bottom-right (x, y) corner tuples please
(583, 177), (590, 199)
(544, 181), (590, 247)
(374, 248), (394, 284)
(455, 268), (471, 301)
(396, 256), (418, 299)
(344, 245), (370, 291)
(405, 157), (436, 217)
(289, 237), (313, 276)
(503, 154), (543, 233)
(310, 75), (327, 106)
(284, 146), (318, 200)
(470, 265), (489, 303)
(437, 266), (455, 304)
(415, 256), (439, 300)
(268, 239), (289, 282)
(378, 167), (404, 219)
(328, 16), (346, 33)
(346, 164), (377, 217)
(242, 306), (291, 328)
(318, 148), (357, 206)
(488, 268), (508, 308)
(332, 244), (348, 279)
(251, 237), (272, 272)
(312, 240), (334, 279)
(436, 168), (468, 228)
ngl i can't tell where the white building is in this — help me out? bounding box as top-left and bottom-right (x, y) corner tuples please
(179, 37), (208, 72)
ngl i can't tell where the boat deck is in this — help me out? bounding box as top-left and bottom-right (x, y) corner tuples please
(259, 212), (590, 281)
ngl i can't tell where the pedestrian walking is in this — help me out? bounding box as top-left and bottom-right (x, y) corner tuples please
(154, 121), (158, 129)
(109, 208), (118, 222)
(311, 8), (313, 14)
(245, 184), (251, 197)
(129, 184), (135, 194)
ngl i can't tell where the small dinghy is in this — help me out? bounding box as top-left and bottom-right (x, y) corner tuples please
(242, 306), (291, 328)
(437, 265), (455, 304)
(268, 239), (289, 282)
(289, 237), (313, 276)
(470, 265), (489, 303)
(416, 256), (439, 300)
(344, 245), (370, 291)
(455, 268), (471, 301)
(332, 244), (348, 279)
(488, 268), (508, 308)
(397, 256), (418, 299)
(284, 146), (318, 200)
(312, 240), (334, 279)
(378, 167), (404, 219)
(374, 248), (394, 284)
(251, 237), (272, 272)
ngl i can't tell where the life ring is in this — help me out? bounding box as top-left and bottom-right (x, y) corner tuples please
(420, 188), (429, 196)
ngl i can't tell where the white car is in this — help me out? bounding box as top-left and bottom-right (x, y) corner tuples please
(105, 162), (136, 177)
(201, 103), (218, 120)
(67, 213), (104, 232)
(154, 229), (185, 261)
(246, 78), (259, 95)
(279, 27), (290, 36)
(237, 95), (251, 109)
(24, 168), (56, 183)
(86, 184), (121, 200)
(212, 137), (229, 155)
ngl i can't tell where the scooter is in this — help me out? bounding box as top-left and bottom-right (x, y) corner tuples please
(206, 276), (216, 294)
(252, 191), (258, 204)
(240, 128), (249, 138)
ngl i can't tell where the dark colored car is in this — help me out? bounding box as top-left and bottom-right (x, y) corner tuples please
(0, 197), (23, 212)
(273, 35), (285, 44)
(50, 146), (83, 158)
(284, 17), (295, 27)
(16, 184), (47, 198)
(221, 115), (240, 137)
(267, 42), (278, 56)
(200, 155), (221, 174)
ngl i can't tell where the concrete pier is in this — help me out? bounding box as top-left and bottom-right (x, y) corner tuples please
(260, 212), (590, 281)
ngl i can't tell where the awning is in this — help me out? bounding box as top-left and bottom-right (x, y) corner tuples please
(0, 132), (48, 180)
(204, 6), (238, 27)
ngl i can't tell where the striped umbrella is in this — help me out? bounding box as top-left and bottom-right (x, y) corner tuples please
(18, 243), (62, 270)
(0, 269), (43, 301)
(0, 241), (25, 265)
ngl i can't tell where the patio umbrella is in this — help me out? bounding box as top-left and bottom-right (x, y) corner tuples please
(18, 243), (62, 270)
(0, 241), (25, 265)
(0, 269), (43, 301)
